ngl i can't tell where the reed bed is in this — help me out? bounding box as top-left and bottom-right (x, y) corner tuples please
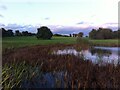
(2, 44), (120, 89)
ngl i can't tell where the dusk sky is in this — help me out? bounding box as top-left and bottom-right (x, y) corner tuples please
(0, 0), (119, 35)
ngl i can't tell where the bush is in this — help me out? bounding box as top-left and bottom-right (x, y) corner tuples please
(36, 26), (53, 39)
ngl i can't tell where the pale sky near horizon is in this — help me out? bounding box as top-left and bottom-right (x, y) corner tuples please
(0, 0), (119, 33)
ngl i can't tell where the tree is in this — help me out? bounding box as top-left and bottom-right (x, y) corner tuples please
(36, 26), (53, 39)
(2, 28), (7, 37)
(22, 31), (29, 36)
(54, 34), (62, 37)
(73, 34), (77, 37)
(78, 32), (83, 37)
(7, 29), (14, 37)
(118, 30), (120, 39)
(89, 29), (97, 39)
(2, 28), (14, 37)
(113, 31), (118, 39)
(15, 30), (22, 36)
(89, 28), (115, 39)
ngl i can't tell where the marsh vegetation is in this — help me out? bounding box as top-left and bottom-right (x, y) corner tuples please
(2, 43), (120, 88)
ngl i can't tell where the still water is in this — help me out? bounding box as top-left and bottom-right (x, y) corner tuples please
(53, 47), (120, 65)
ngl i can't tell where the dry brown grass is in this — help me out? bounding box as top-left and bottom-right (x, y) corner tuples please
(2, 44), (120, 88)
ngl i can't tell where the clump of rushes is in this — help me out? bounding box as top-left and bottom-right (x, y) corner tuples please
(2, 61), (43, 89)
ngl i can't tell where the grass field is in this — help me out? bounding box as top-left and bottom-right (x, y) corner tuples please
(89, 39), (119, 47)
(2, 36), (76, 49)
(2, 36), (119, 49)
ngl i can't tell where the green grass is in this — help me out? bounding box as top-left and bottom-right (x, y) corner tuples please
(2, 36), (119, 49)
(89, 39), (119, 47)
(2, 36), (76, 49)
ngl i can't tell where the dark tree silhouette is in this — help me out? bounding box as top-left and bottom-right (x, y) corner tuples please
(22, 31), (29, 36)
(7, 29), (14, 37)
(72, 34), (77, 37)
(2, 28), (14, 37)
(89, 29), (97, 39)
(2, 28), (7, 37)
(15, 30), (22, 36)
(54, 34), (62, 37)
(36, 26), (53, 39)
(89, 27), (119, 39)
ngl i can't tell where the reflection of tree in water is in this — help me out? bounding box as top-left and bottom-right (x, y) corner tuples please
(90, 48), (112, 56)
(90, 47), (112, 63)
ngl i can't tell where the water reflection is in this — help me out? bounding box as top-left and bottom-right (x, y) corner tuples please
(90, 48), (112, 56)
(53, 47), (120, 65)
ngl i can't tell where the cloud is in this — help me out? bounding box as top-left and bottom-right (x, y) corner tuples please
(1, 23), (118, 36)
(76, 21), (118, 30)
(76, 21), (85, 24)
(2, 24), (37, 33)
(104, 23), (118, 25)
(45, 17), (50, 20)
(1, 23), (93, 36)
(0, 14), (4, 18)
(0, 5), (7, 10)
(101, 22), (118, 30)
(0, 23), (5, 27)
(76, 21), (90, 24)
(44, 17), (50, 20)
(76, 21), (94, 26)
(48, 25), (94, 36)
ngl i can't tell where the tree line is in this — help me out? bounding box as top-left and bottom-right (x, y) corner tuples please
(1, 27), (119, 39)
(1, 28), (35, 37)
(89, 27), (120, 39)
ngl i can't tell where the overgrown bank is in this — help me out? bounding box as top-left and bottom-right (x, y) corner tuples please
(2, 44), (120, 88)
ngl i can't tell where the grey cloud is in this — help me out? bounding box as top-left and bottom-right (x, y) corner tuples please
(91, 15), (96, 18)
(49, 25), (118, 36)
(104, 23), (118, 25)
(1, 23), (118, 36)
(76, 21), (93, 25)
(44, 17), (50, 20)
(49, 25), (94, 36)
(2, 24), (37, 33)
(0, 14), (4, 18)
(0, 5), (7, 10)
(76, 21), (85, 24)
(0, 23), (5, 27)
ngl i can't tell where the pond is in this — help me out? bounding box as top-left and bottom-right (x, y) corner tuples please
(53, 46), (120, 65)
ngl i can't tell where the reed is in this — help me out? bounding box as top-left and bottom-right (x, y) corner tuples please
(2, 44), (120, 88)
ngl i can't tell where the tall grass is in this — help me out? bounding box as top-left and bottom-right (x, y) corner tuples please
(2, 44), (120, 88)
(76, 37), (90, 49)
(2, 61), (43, 89)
